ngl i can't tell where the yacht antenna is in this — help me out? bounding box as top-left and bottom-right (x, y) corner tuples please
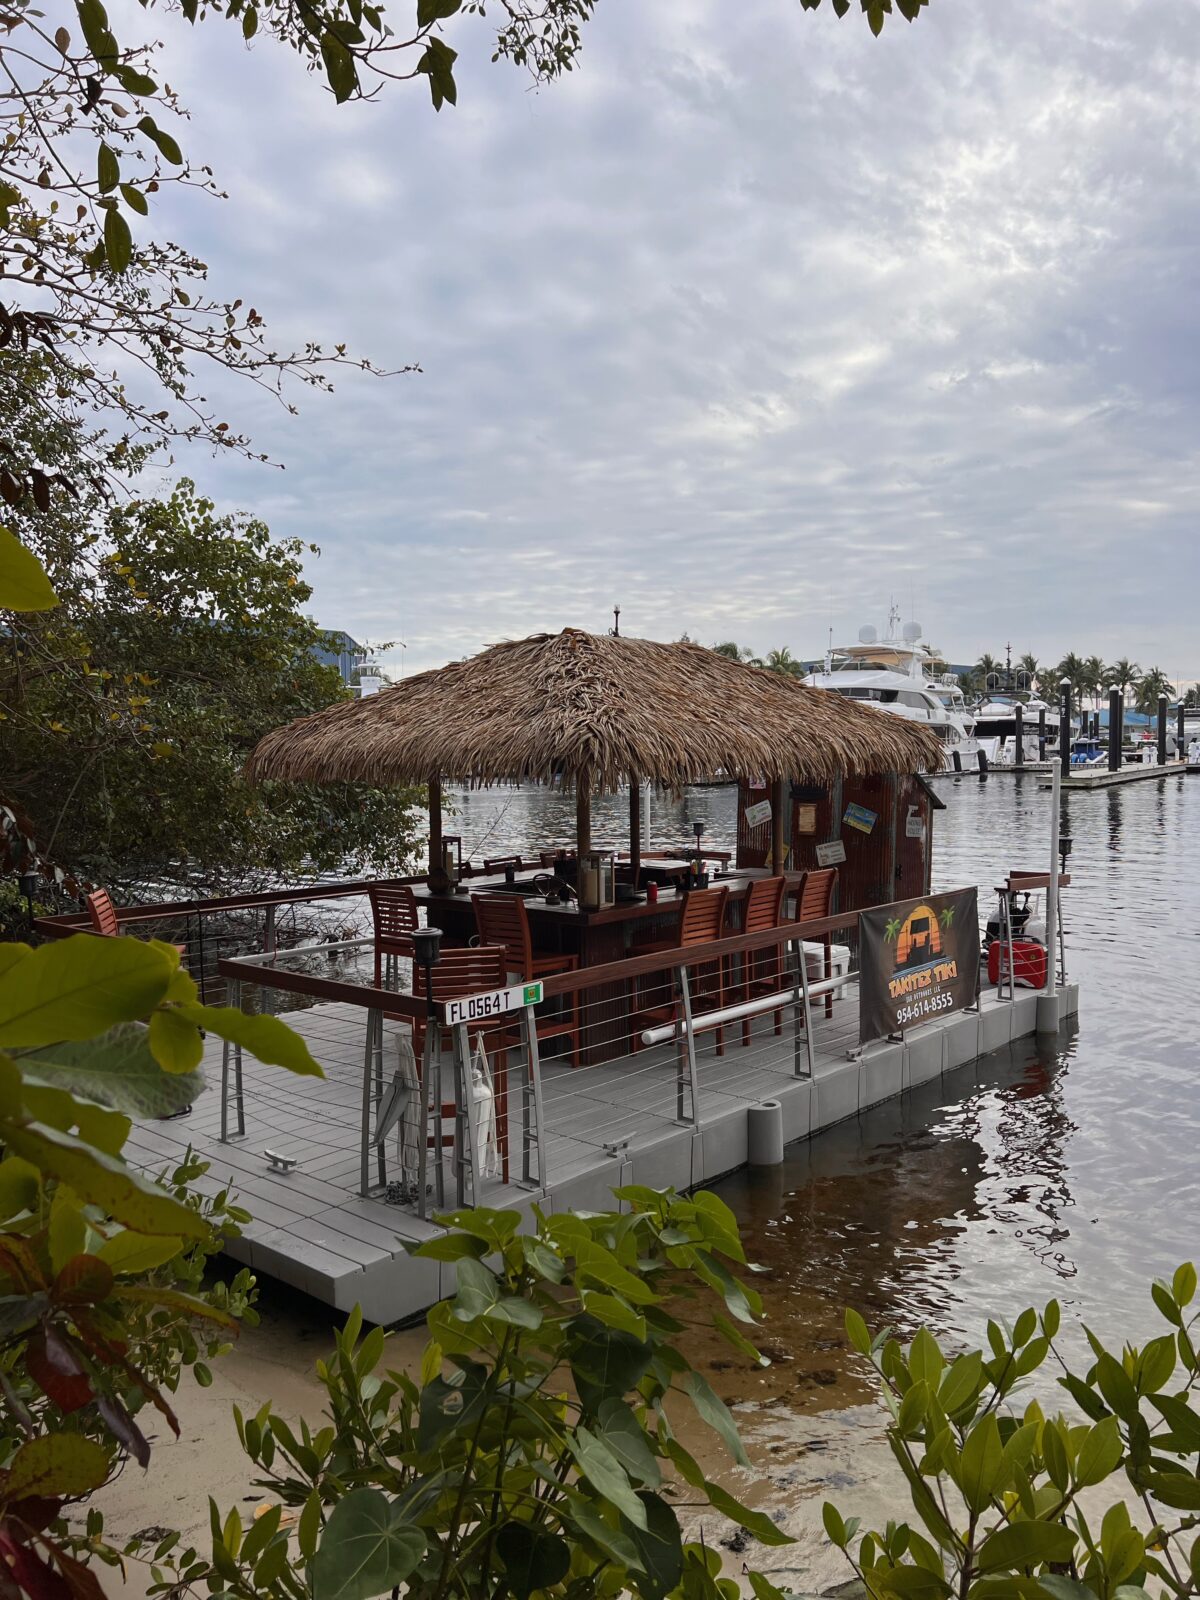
(825, 626), (833, 675)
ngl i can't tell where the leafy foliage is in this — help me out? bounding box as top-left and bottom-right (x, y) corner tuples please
(826, 1264), (1200, 1600)
(0, 375), (422, 887)
(164, 1190), (793, 1600)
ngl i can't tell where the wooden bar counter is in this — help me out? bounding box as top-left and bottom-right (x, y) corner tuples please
(411, 867), (801, 1063)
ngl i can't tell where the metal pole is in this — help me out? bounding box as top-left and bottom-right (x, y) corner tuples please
(675, 964), (702, 1127)
(1059, 678), (1072, 781)
(1177, 702), (1186, 762)
(220, 976), (240, 1142)
(1014, 702), (1024, 769)
(1158, 694), (1169, 766)
(628, 775), (641, 878)
(642, 781), (652, 852)
(1003, 887), (1016, 1003)
(416, 1024), (438, 1219)
(1108, 686), (1121, 772)
(452, 1020), (476, 1206)
(789, 936), (816, 1079)
(1045, 762), (1060, 1000)
(360, 1009), (378, 1197)
(520, 1003), (548, 1189)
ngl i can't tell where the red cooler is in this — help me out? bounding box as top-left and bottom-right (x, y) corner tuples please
(987, 939), (1048, 990)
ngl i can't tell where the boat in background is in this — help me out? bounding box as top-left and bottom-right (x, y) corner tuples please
(804, 610), (979, 773)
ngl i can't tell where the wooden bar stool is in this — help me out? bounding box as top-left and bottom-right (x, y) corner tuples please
(369, 884), (420, 987)
(412, 944), (515, 1183)
(733, 875), (787, 1046)
(795, 867), (839, 1019)
(633, 885), (729, 1057)
(471, 893), (581, 1067)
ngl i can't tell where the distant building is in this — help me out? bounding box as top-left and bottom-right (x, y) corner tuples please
(312, 629), (367, 684)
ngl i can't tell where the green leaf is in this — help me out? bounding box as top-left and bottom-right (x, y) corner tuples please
(845, 1307), (871, 1356)
(702, 1478), (794, 1546)
(582, 1289), (647, 1342)
(596, 1398), (662, 1487)
(136, 116), (183, 165)
(958, 1413), (1002, 1513)
(96, 1229), (182, 1275)
(310, 1488), (425, 1600)
(0, 943), (31, 978)
(120, 183), (149, 216)
(1145, 1471), (1200, 1511)
(0, 1117), (208, 1238)
(0, 526), (59, 611)
(1075, 1414), (1123, 1487)
(620, 1491), (684, 1599)
(1149, 1392), (1200, 1451)
(909, 1328), (944, 1388)
(978, 1520), (1076, 1572)
(149, 1008), (204, 1074)
(417, 0), (461, 23)
(495, 1523), (570, 1600)
(1151, 1280), (1181, 1327)
(416, 36), (457, 109)
(1173, 1263), (1197, 1307)
(574, 1240), (656, 1305)
(0, 935), (173, 1048)
(938, 1350), (983, 1417)
(823, 1502), (847, 1547)
(98, 142), (119, 193)
(408, 1231), (487, 1262)
(320, 31), (357, 102)
(48, 1187), (87, 1272)
(571, 1426), (648, 1530)
(0, 1155), (40, 1220)
(104, 205), (132, 274)
(182, 1004), (322, 1076)
(6, 1436), (110, 1499)
(416, 1360), (487, 1452)
(680, 1370), (749, 1467)
(1095, 1351), (1139, 1421)
(1042, 1420), (1070, 1492)
(17, 1022), (201, 1117)
(566, 1315), (653, 1413)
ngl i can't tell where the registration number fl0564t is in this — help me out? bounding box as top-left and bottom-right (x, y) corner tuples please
(443, 981), (543, 1027)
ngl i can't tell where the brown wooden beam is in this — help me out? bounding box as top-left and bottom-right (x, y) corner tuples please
(428, 776), (443, 874)
(770, 778), (787, 872)
(628, 776), (641, 874)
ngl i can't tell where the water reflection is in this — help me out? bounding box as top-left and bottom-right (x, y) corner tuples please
(447, 776), (1200, 1403)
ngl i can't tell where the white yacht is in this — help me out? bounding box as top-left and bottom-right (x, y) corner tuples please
(804, 615), (979, 773)
(972, 689), (1056, 764)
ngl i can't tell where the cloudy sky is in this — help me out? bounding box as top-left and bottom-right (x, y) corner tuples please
(145, 0), (1200, 682)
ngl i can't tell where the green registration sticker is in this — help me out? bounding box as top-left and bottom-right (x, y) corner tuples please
(523, 982), (543, 1006)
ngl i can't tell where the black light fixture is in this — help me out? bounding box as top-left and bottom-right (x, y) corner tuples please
(411, 926), (443, 1025)
(18, 869), (38, 933)
(690, 821), (706, 889)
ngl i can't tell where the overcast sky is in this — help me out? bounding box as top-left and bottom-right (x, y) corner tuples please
(144, 0), (1200, 683)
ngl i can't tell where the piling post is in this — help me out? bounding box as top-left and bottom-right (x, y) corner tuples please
(1014, 702), (1024, 769)
(1177, 702), (1186, 761)
(1108, 687), (1121, 771)
(1158, 695), (1169, 766)
(1038, 763), (1062, 1031)
(1038, 706), (1047, 762)
(1059, 679), (1072, 780)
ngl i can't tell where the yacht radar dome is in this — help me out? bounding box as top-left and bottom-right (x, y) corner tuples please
(902, 622), (923, 643)
(858, 625), (878, 645)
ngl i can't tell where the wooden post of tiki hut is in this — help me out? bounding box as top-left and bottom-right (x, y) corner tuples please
(244, 629), (945, 883)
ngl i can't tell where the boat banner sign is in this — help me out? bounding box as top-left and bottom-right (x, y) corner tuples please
(859, 888), (980, 1045)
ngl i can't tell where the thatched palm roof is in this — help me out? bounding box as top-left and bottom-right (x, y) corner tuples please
(248, 629), (943, 791)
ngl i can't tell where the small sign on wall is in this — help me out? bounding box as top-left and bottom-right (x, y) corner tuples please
(745, 799), (773, 829)
(816, 839), (847, 867)
(796, 803), (817, 835)
(905, 804), (924, 838)
(843, 802), (878, 835)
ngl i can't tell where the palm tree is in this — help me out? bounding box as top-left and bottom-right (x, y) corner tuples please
(711, 641), (752, 662)
(1053, 652), (1088, 705)
(763, 646), (804, 678)
(1018, 653), (1039, 691)
(1082, 655), (1106, 710)
(1135, 667), (1174, 716)
(976, 652), (1001, 690)
(1107, 657), (1141, 697)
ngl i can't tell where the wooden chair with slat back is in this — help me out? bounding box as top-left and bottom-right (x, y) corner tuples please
(795, 867), (838, 1019)
(735, 875), (787, 1046)
(86, 888), (120, 937)
(412, 943), (515, 1182)
(369, 884), (420, 987)
(471, 893), (580, 1066)
(484, 855), (524, 874)
(633, 884), (729, 1058)
(86, 888), (187, 959)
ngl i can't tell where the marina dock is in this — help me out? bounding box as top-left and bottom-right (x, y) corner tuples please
(124, 975), (1079, 1325)
(1044, 761), (1188, 790)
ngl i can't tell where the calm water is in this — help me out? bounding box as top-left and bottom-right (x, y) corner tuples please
(448, 774), (1200, 1380)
